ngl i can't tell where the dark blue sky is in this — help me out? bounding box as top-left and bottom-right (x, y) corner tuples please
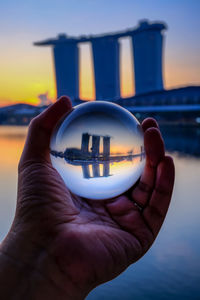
(1, 0), (200, 38)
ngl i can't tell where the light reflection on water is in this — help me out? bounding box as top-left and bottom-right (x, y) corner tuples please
(0, 125), (200, 299)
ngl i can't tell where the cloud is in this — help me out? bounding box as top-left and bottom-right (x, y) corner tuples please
(37, 92), (52, 106)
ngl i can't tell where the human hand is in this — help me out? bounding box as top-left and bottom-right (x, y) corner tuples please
(0, 97), (175, 300)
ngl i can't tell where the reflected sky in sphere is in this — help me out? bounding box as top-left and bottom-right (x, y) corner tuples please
(50, 101), (145, 200)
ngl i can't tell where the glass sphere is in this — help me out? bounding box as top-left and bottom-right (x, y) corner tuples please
(50, 101), (145, 200)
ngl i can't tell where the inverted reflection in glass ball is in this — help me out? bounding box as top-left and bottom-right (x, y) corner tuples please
(50, 101), (145, 200)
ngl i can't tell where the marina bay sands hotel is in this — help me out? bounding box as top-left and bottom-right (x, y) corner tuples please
(34, 19), (200, 121)
(34, 20), (166, 103)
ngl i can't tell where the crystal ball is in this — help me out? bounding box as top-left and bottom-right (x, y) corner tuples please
(50, 101), (145, 200)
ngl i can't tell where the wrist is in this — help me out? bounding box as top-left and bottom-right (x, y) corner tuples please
(0, 229), (89, 300)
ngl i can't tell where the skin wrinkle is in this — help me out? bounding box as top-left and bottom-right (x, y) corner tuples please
(123, 215), (153, 252)
(124, 234), (142, 264)
(110, 204), (151, 249)
(97, 234), (125, 278)
(154, 187), (173, 197)
(142, 207), (163, 237)
(17, 176), (77, 225)
(140, 210), (155, 239)
(104, 204), (144, 252)
(71, 204), (118, 228)
(37, 247), (82, 298)
(111, 229), (138, 266)
(105, 199), (154, 250)
(17, 199), (65, 220)
(51, 211), (136, 290)
(18, 189), (76, 228)
(0, 251), (34, 299)
(0, 246), (66, 298)
(72, 195), (92, 211)
(24, 261), (68, 300)
(103, 228), (129, 272)
(50, 259), (85, 298)
(123, 233), (142, 264)
(1, 232), (85, 299)
(77, 198), (112, 227)
(51, 232), (97, 289)
(106, 206), (135, 217)
(19, 166), (56, 184)
(90, 204), (116, 227)
(137, 180), (154, 194)
(146, 203), (165, 219)
(18, 159), (52, 173)
(19, 188), (70, 205)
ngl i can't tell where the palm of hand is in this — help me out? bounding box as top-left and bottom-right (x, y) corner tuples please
(17, 161), (147, 290)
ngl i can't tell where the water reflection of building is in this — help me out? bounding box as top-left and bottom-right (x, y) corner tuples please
(51, 133), (145, 179)
(67, 154), (145, 179)
(81, 161), (110, 179)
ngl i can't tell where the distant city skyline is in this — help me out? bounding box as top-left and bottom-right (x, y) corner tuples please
(0, 0), (200, 106)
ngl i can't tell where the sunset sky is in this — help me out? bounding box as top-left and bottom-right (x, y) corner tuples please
(0, 0), (200, 106)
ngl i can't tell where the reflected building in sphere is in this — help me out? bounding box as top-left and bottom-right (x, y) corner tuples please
(51, 131), (145, 180)
(81, 132), (111, 159)
(81, 133), (90, 154)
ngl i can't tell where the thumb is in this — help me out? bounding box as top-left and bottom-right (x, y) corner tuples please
(19, 96), (72, 168)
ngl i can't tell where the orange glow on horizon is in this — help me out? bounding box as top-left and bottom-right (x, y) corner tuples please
(0, 40), (200, 107)
(79, 43), (95, 101)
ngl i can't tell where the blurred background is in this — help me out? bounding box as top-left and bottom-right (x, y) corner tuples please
(0, 1), (200, 299)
